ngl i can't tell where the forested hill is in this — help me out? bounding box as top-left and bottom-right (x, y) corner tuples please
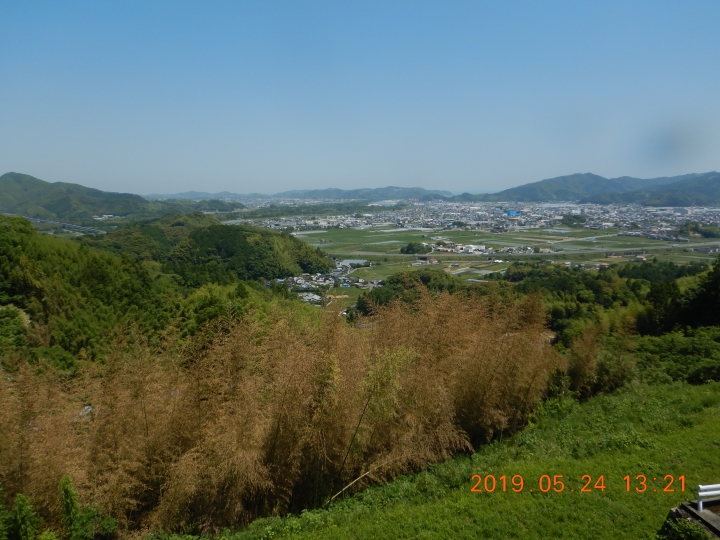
(0, 172), (244, 222)
(581, 171), (720, 206)
(482, 172), (691, 202)
(0, 213), (332, 366)
(0, 172), (147, 218)
(0, 215), (177, 366)
(84, 212), (334, 286)
(429, 172), (703, 202)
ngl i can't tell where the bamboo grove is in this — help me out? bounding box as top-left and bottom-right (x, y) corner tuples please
(0, 293), (560, 533)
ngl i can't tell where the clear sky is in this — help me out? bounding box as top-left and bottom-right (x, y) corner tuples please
(2, 1), (720, 195)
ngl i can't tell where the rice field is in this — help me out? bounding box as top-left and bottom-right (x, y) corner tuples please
(291, 226), (720, 284)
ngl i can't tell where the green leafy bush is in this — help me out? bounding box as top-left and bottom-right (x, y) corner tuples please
(635, 328), (720, 384)
(399, 242), (431, 254)
(0, 308), (26, 353)
(59, 477), (116, 540)
(657, 518), (710, 540)
(0, 486), (11, 540)
(10, 495), (41, 540)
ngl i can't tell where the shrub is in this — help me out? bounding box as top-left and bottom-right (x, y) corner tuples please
(59, 476), (116, 540)
(657, 518), (710, 540)
(399, 242), (431, 255)
(0, 486), (11, 540)
(10, 495), (41, 540)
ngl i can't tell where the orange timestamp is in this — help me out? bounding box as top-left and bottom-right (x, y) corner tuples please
(470, 474), (687, 493)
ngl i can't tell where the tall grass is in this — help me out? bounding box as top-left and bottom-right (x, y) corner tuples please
(0, 292), (561, 533)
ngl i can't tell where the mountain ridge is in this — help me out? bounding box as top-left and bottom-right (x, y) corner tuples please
(145, 186), (453, 201)
(431, 172), (707, 203)
(581, 171), (720, 206)
(0, 172), (243, 222)
(144, 173), (717, 204)
(6, 171), (720, 214)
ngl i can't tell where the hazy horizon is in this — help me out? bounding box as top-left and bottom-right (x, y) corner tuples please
(2, 1), (720, 195)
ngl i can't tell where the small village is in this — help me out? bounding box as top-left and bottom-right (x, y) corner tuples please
(241, 199), (720, 238)
(243, 199), (720, 304)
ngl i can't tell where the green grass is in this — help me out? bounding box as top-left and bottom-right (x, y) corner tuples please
(203, 382), (720, 539)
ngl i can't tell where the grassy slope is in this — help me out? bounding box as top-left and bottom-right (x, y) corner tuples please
(219, 383), (720, 539)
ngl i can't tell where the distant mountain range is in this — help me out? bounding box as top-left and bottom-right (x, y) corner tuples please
(4, 171), (720, 224)
(273, 186), (453, 200)
(145, 190), (268, 201)
(0, 172), (243, 222)
(146, 186), (453, 201)
(146, 172), (720, 206)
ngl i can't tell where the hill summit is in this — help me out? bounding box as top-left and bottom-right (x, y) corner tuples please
(0, 172), (147, 219)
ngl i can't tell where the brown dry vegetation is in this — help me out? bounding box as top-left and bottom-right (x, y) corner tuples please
(0, 292), (562, 533)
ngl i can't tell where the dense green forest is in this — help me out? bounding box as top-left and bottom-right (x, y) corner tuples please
(84, 212), (333, 285)
(2, 212), (720, 539)
(0, 214), (332, 368)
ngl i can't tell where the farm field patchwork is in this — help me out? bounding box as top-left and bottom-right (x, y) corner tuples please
(289, 226), (720, 285)
(291, 226), (718, 258)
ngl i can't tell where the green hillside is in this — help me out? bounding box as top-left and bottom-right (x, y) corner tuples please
(84, 212), (334, 285)
(0, 172), (148, 219)
(0, 172), (243, 222)
(583, 172), (720, 206)
(434, 173), (696, 203)
(0, 213), (332, 365)
(83, 211), (226, 260)
(0, 215), (179, 366)
(481, 172), (635, 201)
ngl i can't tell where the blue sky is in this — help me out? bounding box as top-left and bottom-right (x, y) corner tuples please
(2, 1), (719, 195)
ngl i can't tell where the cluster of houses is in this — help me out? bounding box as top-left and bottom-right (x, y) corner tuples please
(431, 242), (491, 254)
(232, 195), (720, 239)
(421, 239), (534, 256)
(646, 233), (689, 242)
(265, 259), (382, 304)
